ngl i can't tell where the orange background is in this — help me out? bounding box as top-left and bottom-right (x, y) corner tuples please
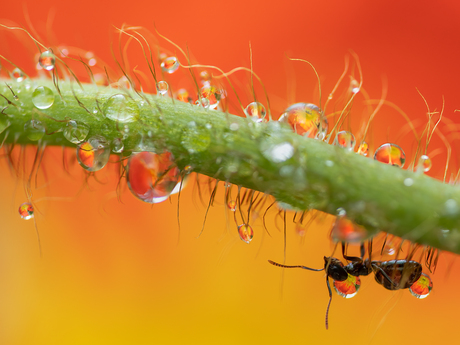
(1, 1), (460, 344)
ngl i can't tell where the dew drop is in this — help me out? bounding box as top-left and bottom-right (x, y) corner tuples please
(382, 242), (396, 256)
(374, 143), (406, 168)
(418, 154), (432, 173)
(103, 94), (140, 123)
(18, 202), (34, 220)
(331, 215), (367, 243)
(32, 86), (55, 109)
(156, 81), (169, 96)
(261, 142), (294, 163)
(176, 88), (192, 103)
(24, 119), (45, 141)
(200, 70), (212, 85)
(38, 50), (56, 71)
(111, 138), (124, 153)
(350, 79), (360, 94)
(11, 68), (25, 82)
(237, 224), (254, 244)
(63, 121), (89, 144)
(334, 131), (355, 150)
(278, 103), (328, 139)
(333, 274), (361, 298)
(160, 56), (179, 74)
(127, 151), (180, 204)
(357, 141), (369, 156)
(244, 102), (267, 122)
(76, 136), (110, 172)
(227, 200), (237, 212)
(296, 224), (306, 237)
(200, 85), (221, 110)
(409, 273), (433, 299)
(0, 117), (11, 134)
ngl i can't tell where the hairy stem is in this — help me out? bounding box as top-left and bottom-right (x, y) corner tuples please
(1, 79), (460, 254)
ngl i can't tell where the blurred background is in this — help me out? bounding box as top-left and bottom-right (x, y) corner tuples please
(1, 0), (460, 344)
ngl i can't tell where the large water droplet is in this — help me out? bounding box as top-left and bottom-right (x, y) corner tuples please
(409, 273), (433, 299)
(160, 56), (179, 74)
(38, 50), (56, 71)
(156, 81), (169, 97)
(63, 120), (89, 144)
(18, 202), (34, 220)
(374, 143), (406, 168)
(244, 102), (267, 122)
(11, 68), (25, 82)
(200, 85), (221, 110)
(111, 138), (124, 153)
(417, 154), (432, 173)
(32, 86), (55, 109)
(103, 94), (140, 123)
(331, 215), (367, 243)
(278, 103), (328, 139)
(76, 136), (110, 172)
(127, 151), (180, 204)
(333, 274), (361, 298)
(238, 224), (254, 244)
(24, 119), (45, 141)
(334, 131), (355, 150)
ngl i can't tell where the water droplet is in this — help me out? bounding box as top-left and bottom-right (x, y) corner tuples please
(418, 154), (432, 173)
(127, 151), (180, 204)
(334, 131), (355, 150)
(200, 70), (212, 85)
(261, 142), (294, 163)
(227, 200), (237, 211)
(200, 85), (221, 110)
(156, 81), (169, 96)
(404, 178), (414, 187)
(229, 123), (239, 131)
(278, 103), (328, 139)
(38, 50), (56, 71)
(296, 224), (306, 237)
(0, 117), (11, 134)
(160, 56), (179, 74)
(184, 165), (193, 173)
(374, 143), (406, 168)
(244, 102), (267, 122)
(181, 122), (211, 153)
(331, 216), (367, 243)
(63, 121), (89, 144)
(32, 86), (55, 109)
(11, 68), (25, 82)
(103, 94), (140, 123)
(176, 88), (192, 103)
(76, 136), (110, 172)
(350, 79), (360, 94)
(409, 273), (433, 299)
(111, 138), (124, 153)
(333, 274), (361, 298)
(18, 202), (34, 220)
(238, 224), (254, 244)
(382, 242), (396, 256)
(24, 119), (45, 141)
(357, 141), (369, 156)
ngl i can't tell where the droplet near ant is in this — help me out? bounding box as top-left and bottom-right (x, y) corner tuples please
(268, 241), (431, 330)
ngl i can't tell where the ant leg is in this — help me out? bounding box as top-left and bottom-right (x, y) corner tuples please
(267, 260), (323, 272)
(325, 277), (332, 330)
(341, 241), (362, 262)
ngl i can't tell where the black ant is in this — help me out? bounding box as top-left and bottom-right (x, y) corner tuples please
(268, 241), (423, 329)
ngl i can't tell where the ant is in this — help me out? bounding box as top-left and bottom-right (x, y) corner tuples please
(268, 241), (423, 329)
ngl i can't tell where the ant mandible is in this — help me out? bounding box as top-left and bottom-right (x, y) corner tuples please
(268, 241), (423, 329)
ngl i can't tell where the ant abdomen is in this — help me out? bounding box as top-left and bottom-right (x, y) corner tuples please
(372, 260), (422, 290)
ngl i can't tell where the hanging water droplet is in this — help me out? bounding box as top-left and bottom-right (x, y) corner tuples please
(127, 151), (180, 204)
(160, 56), (179, 74)
(24, 119), (45, 141)
(76, 135), (110, 172)
(238, 224), (254, 244)
(296, 224), (306, 237)
(111, 138), (124, 153)
(227, 200), (237, 211)
(244, 102), (267, 122)
(374, 143), (406, 168)
(278, 103), (328, 139)
(156, 81), (169, 96)
(0, 117), (11, 134)
(11, 68), (25, 82)
(18, 202), (34, 220)
(32, 86), (55, 109)
(176, 88), (192, 103)
(38, 50), (56, 71)
(409, 273), (433, 299)
(357, 141), (369, 156)
(63, 120), (89, 144)
(200, 84), (221, 110)
(334, 131), (355, 150)
(103, 94), (140, 123)
(331, 215), (367, 243)
(333, 274), (361, 298)
(417, 154), (432, 173)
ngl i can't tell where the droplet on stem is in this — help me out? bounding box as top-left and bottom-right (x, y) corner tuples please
(63, 121), (89, 144)
(32, 86), (55, 109)
(24, 119), (45, 141)
(417, 154), (432, 173)
(103, 94), (140, 123)
(244, 102), (267, 122)
(278, 102), (328, 139)
(76, 136), (111, 172)
(374, 143), (406, 168)
(334, 131), (356, 150)
(38, 50), (56, 71)
(156, 81), (169, 97)
(160, 56), (179, 74)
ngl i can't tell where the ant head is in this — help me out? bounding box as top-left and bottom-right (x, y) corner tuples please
(323, 256), (348, 281)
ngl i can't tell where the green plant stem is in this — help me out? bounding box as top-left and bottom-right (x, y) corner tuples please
(1, 79), (460, 254)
